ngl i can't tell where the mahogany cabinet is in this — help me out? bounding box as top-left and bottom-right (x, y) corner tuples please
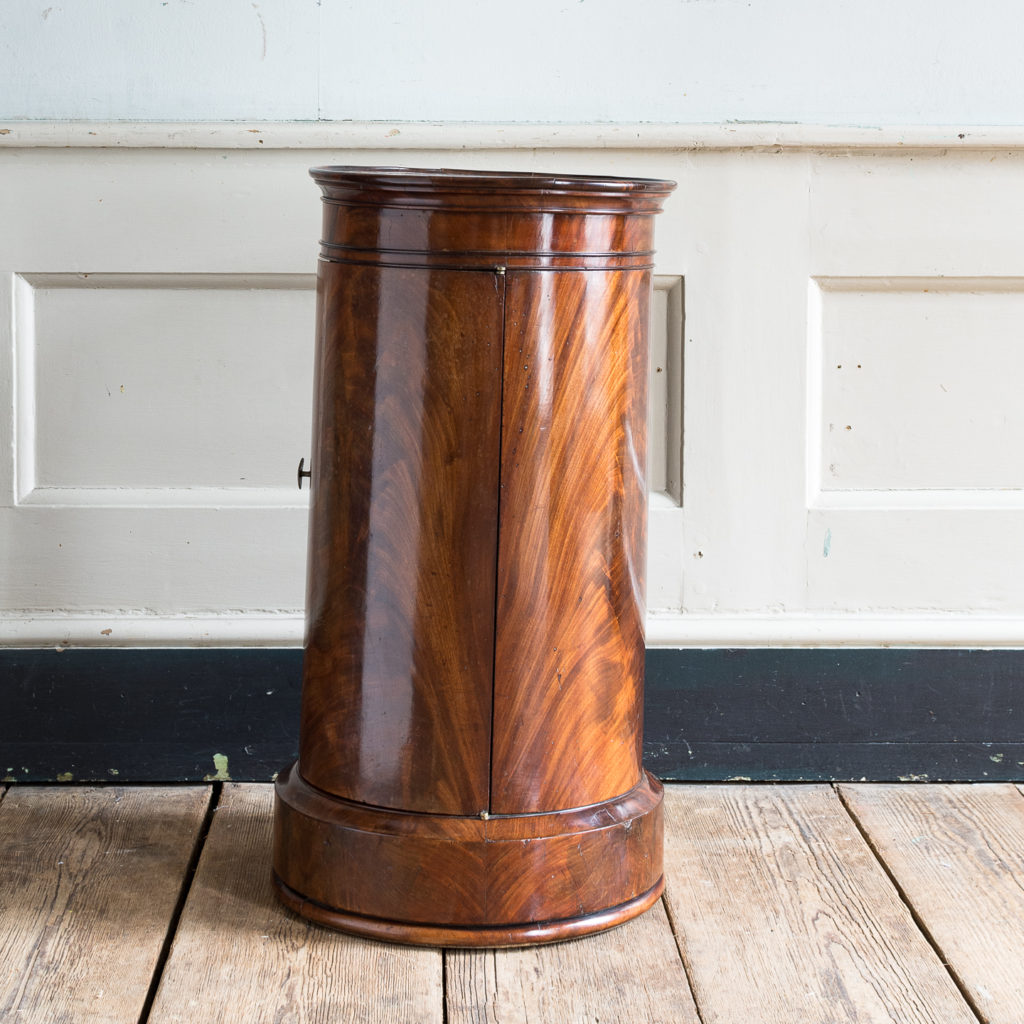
(273, 166), (675, 946)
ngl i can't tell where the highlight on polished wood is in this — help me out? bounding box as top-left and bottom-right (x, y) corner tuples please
(273, 166), (676, 946)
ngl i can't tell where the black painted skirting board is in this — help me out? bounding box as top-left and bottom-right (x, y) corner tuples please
(3, 648), (1024, 783)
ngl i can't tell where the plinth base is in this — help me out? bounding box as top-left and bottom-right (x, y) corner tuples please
(273, 873), (664, 948)
(272, 763), (664, 948)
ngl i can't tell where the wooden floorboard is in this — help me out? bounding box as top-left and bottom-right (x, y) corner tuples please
(662, 784), (978, 1024)
(147, 783), (443, 1024)
(9, 782), (1024, 1022)
(446, 899), (699, 1024)
(0, 785), (209, 1024)
(842, 782), (1024, 1024)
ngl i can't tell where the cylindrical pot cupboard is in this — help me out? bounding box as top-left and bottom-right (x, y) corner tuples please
(273, 166), (675, 947)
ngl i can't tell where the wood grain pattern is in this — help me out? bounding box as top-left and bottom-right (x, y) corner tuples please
(0, 786), (208, 1024)
(280, 167), (674, 944)
(445, 900), (699, 1024)
(6, 783), (1013, 1018)
(151, 783), (442, 1024)
(490, 268), (650, 813)
(299, 262), (503, 816)
(662, 785), (977, 1024)
(273, 764), (663, 944)
(841, 782), (1024, 1023)
(313, 166), (670, 273)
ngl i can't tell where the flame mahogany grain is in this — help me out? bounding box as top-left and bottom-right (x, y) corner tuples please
(298, 263), (502, 816)
(491, 269), (650, 813)
(273, 763), (664, 946)
(274, 166), (675, 947)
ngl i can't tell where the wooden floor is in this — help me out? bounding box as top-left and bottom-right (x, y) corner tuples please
(3, 783), (1022, 1023)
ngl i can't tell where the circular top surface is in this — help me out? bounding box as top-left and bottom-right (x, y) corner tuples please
(310, 165), (676, 196)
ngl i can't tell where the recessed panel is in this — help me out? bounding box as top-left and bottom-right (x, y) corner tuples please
(22, 274), (314, 493)
(817, 278), (1024, 493)
(648, 276), (684, 505)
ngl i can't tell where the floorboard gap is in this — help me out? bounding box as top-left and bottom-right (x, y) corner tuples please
(659, 891), (707, 1024)
(136, 782), (223, 1024)
(832, 784), (986, 1024)
(441, 948), (449, 1024)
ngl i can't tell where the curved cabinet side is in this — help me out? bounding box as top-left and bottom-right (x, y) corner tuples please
(490, 269), (651, 814)
(299, 262), (503, 816)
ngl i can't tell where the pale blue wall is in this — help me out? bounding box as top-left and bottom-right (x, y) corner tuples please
(2, 0), (1022, 124)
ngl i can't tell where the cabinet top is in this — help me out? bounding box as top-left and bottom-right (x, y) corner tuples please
(310, 165), (676, 215)
(311, 166), (675, 269)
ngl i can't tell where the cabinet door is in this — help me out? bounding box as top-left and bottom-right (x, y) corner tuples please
(491, 269), (650, 813)
(299, 264), (503, 816)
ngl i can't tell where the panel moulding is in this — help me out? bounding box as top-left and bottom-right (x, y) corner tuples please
(11, 272), (316, 510)
(649, 276), (684, 508)
(646, 276), (685, 612)
(807, 275), (1024, 511)
(0, 612), (306, 647)
(12, 271), (36, 504)
(3, 121), (1024, 151)
(6, 610), (1024, 649)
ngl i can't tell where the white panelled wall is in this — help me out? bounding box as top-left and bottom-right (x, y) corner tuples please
(4, 131), (1024, 646)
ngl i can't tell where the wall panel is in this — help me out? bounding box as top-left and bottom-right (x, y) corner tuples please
(814, 277), (1024, 495)
(3, 136), (1024, 646)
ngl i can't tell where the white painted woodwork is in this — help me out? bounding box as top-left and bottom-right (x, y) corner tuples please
(6, 123), (1024, 151)
(4, 134), (1024, 645)
(814, 278), (1024, 495)
(20, 273), (314, 501)
(648, 277), (684, 506)
(647, 277), (685, 611)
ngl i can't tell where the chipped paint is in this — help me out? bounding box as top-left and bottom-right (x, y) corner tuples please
(990, 752), (1005, 763)
(203, 753), (231, 782)
(898, 773), (929, 782)
(56, 771), (73, 782)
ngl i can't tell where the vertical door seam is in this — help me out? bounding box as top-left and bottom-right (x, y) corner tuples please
(486, 266), (508, 815)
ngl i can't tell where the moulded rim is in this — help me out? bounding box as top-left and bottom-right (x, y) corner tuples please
(309, 165), (677, 196)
